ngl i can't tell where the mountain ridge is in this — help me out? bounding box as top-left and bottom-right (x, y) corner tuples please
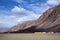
(6, 5), (60, 33)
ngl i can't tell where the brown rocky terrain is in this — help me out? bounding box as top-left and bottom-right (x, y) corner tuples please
(7, 5), (60, 33)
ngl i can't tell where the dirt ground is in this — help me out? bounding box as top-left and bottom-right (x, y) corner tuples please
(0, 33), (60, 40)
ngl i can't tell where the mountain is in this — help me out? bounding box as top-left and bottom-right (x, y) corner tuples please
(0, 27), (9, 33)
(7, 5), (60, 33)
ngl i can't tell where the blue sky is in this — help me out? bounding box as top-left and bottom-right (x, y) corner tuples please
(0, 0), (60, 28)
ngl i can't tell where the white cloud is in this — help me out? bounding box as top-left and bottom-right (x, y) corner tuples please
(11, 5), (40, 22)
(0, 15), (19, 28)
(11, 6), (36, 15)
(28, 0), (60, 15)
(11, 6), (21, 13)
(47, 0), (60, 6)
(11, 6), (40, 22)
(13, 0), (28, 4)
(13, 0), (60, 15)
(17, 13), (40, 22)
(28, 4), (51, 15)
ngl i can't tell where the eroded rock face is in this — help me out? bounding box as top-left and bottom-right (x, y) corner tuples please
(8, 5), (60, 33)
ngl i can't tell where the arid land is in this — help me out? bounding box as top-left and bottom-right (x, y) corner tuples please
(0, 33), (60, 40)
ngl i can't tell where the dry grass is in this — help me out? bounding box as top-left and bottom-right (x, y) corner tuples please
(0, 33), (60, 40)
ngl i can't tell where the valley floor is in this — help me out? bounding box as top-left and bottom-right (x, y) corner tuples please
(0, 33), (60, 40)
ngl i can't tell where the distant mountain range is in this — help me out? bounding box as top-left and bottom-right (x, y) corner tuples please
(0, 27), (8, 32)
(3, 5), (60, 33)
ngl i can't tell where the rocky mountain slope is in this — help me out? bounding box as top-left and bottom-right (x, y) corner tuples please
(7, 5), (60, 33)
